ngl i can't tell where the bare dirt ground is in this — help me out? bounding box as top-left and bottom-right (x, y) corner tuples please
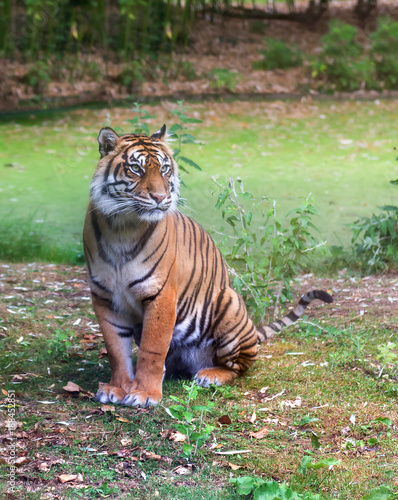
(2, 1), (398, 111)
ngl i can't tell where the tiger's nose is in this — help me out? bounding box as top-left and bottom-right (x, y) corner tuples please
(150, 192), (167, 204)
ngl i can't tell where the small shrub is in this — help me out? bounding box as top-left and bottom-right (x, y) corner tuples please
(253, 38), (303, 71)
(311, 20), (375, 91)
(163, 381), (215, 459)
(211, 177), (327, 322)
(350, 179), (398, 273)
(117, 61), (146, 91)
(370, 17), (398, 89)
(23, 61), (52, 93)
(86, 61), (103, 82)
(230, 477), (327, 499)
(249, 20), (267, 35)
(209, 68), (238, 91)
(181, 61), (198, 81)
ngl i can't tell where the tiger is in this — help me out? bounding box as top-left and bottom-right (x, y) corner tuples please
(83, 125), (333, 407)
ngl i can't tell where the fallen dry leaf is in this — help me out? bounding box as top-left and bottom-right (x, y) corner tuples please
(63, 381), (94, 398)
(173, 465), (193, 475)
(117, 417), (131, 423)
(161, 429), (187, 443)
(250, 411), (257, 423)
(121, 438), (132, 446)
(140, 450), (162, 461)
(250, 427), (268, 439)
(281, 396), (302, 409)
(38, 462), (51, 472)
(58, 474), (77, 484)
(1, 389), (8, 396)
(63, 381), (81, 393)
(14, 457), (31, 466)
(101, 405), (116, 413)
(218, 415), (232, 425)
(228, 462), (242, 470)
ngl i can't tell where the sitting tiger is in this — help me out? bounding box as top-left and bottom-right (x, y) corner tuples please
(83, 125), (333, 407)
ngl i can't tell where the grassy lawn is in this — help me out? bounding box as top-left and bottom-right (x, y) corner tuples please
(0, 264), (397, 498)
(0, 99), (397, 264)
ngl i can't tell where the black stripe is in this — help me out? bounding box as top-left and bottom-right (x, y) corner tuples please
(117, 330), (135, 338)
(91, 210), (113, 265)
(212, 297), (233, 333)
(142, 257), (176, 303)
(214, 289), (227, 318)
(102, 156), (115, 182)
(128, 242), (169, 288)
(286, 311), (300, 322)
(91, 291), (113, 308)
(126, 223), (157, 261)
(143, 226), (167, 263)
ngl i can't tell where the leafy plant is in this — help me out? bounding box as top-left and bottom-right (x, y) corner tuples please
(117, 62), (146, 92)
(370, 17), (398, 89)
(180, 61), (199, 81)
(47, 329), (76, 360)
(23, 61), (52, 93)
(311, 20), (375, 91)
(376, 343), (398, 378)
(361, 485), (398, 500)
(126, 102), (156, 135)
(253, 38), (303, 71)
(298, 456), (340, 476)
(350, 178), (398, 273)
(169, 100), (202, 175)
(163, 381), (215, 459)
(209, 68), (238, 92)
(230, 477), (326, 499)
(211, 177), (327, 322)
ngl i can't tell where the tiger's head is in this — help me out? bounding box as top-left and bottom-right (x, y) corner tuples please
(90, 125), (180, 224)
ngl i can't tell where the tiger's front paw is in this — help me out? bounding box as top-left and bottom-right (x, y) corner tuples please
(95, 382), (128, 404)
(121, 389), (162, 407)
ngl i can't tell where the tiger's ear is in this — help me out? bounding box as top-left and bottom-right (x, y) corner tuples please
(98, 127), (120, 158)
(151, 124), (167, 141)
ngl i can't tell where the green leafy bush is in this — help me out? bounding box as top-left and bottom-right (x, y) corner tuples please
(230, 477), (327, 499)
(253, 38), (303, 71)
(370, 17), (398, 89)
(209, 68), (238, 91)
(211, 177), (327, 322)
(311, 20), (375, 91)
(163, 381), (215, 459)
(117, 62), (146, 92)
(350, 179), (398, 272)
(23, 61), (52, 93)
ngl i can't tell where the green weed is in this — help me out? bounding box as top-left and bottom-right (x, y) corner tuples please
(209, 68), (239, 92)
(253, 38), (303, 71)
(163, 381), (215, 459)
(211, 177), (327, 321)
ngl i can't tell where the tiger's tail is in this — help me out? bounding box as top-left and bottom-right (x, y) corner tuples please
(257, 289), (333, 343)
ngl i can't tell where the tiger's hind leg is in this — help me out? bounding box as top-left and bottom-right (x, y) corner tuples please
(194, 288), (258, 388)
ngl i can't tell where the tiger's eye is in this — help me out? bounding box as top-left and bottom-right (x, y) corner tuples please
(160, 164), (170, 174)
(129, 164), (141, 174)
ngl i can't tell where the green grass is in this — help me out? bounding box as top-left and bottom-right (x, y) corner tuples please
(0, 99), (397, 263)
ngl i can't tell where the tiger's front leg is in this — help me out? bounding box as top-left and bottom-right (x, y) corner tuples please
(121, 288), (177, 407)
(92, 296), (136, 404)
